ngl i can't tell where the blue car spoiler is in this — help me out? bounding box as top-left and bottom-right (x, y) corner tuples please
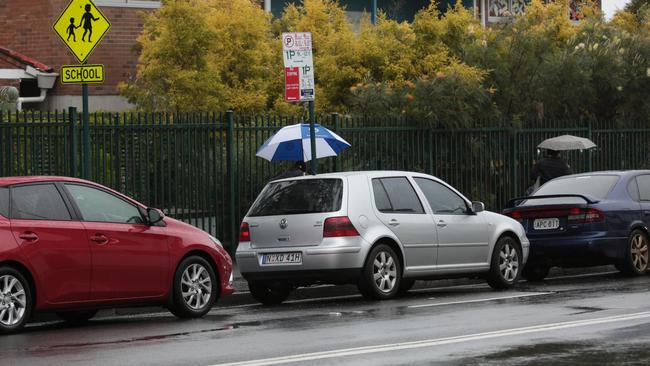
(506, 194), (600, 209)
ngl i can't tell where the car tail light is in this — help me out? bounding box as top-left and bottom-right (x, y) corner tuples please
(506, 211), (522, 220)
(239, 222), (250, 242)
(323, 216), (359, 238)
(567, 208), (604, 224)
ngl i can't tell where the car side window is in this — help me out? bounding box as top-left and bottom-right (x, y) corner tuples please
(0, 187), (9, 218)
(637, 175), (650, 201)
(65, 184), (144, 224)
(414, 178), (468, 215)
(372, 177), (424, 214)
(628, 178), (640, 201)
(11, 184), (72, 220)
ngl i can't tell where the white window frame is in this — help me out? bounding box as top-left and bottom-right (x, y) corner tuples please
(94, 0), (161, 9)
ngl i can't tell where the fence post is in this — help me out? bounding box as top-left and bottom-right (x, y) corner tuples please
(587, 119), (594, 172)
(510, 128), (519, 197)
(427, 128), (434, 175)
(332, 113), (340, 172)
(226, 110), (237, 255)
(69, 106), (78, 177)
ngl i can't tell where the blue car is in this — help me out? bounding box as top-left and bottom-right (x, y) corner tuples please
(503, 171), (650, 281)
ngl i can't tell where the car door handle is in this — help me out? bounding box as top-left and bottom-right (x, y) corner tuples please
(90, 234), (109, 245)
(388, 219), (400, 226)
(436, 220), (447, 228)
(18, 232), (39, 242)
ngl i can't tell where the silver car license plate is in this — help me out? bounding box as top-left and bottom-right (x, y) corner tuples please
(261, 252), (302, 265)
(533, 218), (560, 230)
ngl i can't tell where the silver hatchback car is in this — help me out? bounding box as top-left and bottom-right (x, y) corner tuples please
(236, 171), (529, 304)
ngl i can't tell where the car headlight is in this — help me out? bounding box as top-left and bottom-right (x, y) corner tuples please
(208, 234), (223, 248)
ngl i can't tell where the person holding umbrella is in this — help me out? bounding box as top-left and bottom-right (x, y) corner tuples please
(271, 161), (307, 181)
(526, 134), (596, 194)
(529, 149), (572, 187)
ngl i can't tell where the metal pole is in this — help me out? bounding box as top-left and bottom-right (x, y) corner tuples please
(332, 112), (340, 172)
(82, 82), (90, 180)
(308, 100), (317, 175)
(226, 110), (237, 254)
(371, 0), (377, 25)
(69, 106), (78, 177)
(264, 0), (271, 12)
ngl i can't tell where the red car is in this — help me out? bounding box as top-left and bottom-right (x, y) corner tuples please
(0, 176), (234, 333)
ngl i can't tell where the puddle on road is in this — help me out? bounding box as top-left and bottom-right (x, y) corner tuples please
(461, 341), (650, 365)
(565, 306), (606, 315)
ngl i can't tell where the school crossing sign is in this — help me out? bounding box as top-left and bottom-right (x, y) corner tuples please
(53, 0), (111, 63)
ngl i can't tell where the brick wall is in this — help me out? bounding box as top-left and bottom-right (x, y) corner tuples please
(0, 0), (153, 97)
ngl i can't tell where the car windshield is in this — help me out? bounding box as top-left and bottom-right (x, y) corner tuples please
(248, 178), (343, 216)
(523, 175), (620, 205)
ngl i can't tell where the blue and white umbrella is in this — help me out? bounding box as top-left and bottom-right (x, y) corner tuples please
(256, 123), (351, 162)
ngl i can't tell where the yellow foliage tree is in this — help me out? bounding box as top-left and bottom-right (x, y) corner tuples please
(120, 0), (276, 112)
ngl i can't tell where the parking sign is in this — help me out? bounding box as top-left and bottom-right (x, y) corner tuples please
(282, 32), (315, 102)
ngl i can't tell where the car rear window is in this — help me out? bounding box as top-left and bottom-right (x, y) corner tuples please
(248, 179), (343, 216)
(524, 175), (619, 205)
(0, 187), (8, 218)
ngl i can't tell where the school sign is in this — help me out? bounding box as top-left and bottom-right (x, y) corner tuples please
(52, 0), (111, 64)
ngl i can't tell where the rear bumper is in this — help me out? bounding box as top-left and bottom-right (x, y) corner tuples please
(527, 233), (627, 266)
(236, 237), (370, 285)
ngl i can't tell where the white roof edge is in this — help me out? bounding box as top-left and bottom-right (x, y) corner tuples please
(0, 69), (35, 79)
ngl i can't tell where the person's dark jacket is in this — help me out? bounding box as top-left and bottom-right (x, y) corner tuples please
(271, 167), (305, 181)
(530, 157), (572, 185)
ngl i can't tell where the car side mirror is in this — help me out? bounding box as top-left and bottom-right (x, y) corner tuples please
(147, 208), (165, 225)
(470, 201), (485, 214)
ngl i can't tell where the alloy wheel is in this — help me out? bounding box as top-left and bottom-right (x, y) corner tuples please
(181, 263), (212, 310)
(0, 275), (27, 327)
(499, 242), (520, 282)
(630, 233), (649, 272)
(373, 251), (397, 293)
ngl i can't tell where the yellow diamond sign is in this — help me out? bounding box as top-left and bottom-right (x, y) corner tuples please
(53, 0), (111, 63)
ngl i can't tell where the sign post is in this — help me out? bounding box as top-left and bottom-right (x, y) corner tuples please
(282, 32), (317, 174)
(53, 0), (111, 179)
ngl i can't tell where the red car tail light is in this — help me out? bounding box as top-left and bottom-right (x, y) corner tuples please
(567, 208), (605, 224)
(239, 222), (251, 242)
(506, 211), (522, 220)
(323, 216), (360, 238)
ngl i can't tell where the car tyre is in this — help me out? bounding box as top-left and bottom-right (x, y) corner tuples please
(358, 244), (401, 300)
(169, 256), (218, 319)
(248, 281), (292, 305)
(487, 236), (521, 290)
(0, 266), (32, 334)
(522, 264), (550, 282)
(617, 229), (649, 276)
(57, 310), (98, 323)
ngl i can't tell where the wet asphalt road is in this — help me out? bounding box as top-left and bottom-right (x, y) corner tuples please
(3, 268), (650, 366)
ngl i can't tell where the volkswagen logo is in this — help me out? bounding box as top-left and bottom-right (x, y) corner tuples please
(279, 218), (288, 230)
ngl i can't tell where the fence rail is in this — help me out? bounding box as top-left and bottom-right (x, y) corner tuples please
(1, 110), (649, 253)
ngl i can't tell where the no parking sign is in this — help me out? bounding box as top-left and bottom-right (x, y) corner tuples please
(282, 32), (315, 102)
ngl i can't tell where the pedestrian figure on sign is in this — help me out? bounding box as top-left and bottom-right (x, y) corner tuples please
(66, 17), (78, 41)
(80, 4), (99, 42)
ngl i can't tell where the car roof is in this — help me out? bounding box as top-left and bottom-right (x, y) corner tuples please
(0, 176), (93, 187)
(550, 170), (650, 181)
(271, 170), (436, 182)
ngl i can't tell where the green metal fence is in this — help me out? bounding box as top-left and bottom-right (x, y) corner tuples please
(1, 110), (649, 253)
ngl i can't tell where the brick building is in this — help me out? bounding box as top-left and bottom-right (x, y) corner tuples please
(0, 0), (159, 111)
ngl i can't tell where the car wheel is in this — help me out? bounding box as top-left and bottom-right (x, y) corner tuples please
(0, 267), (32, 334)
(57, 310), (98, 323)
(522, 264), (550, 282)
(617, 229), (649, 276)
(487, 236), (521, 290)
(397, 278), (416, 295)
(248, 281), (292, 305)
(169, 256), (217, 318)
(358, 244), (401, 300)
